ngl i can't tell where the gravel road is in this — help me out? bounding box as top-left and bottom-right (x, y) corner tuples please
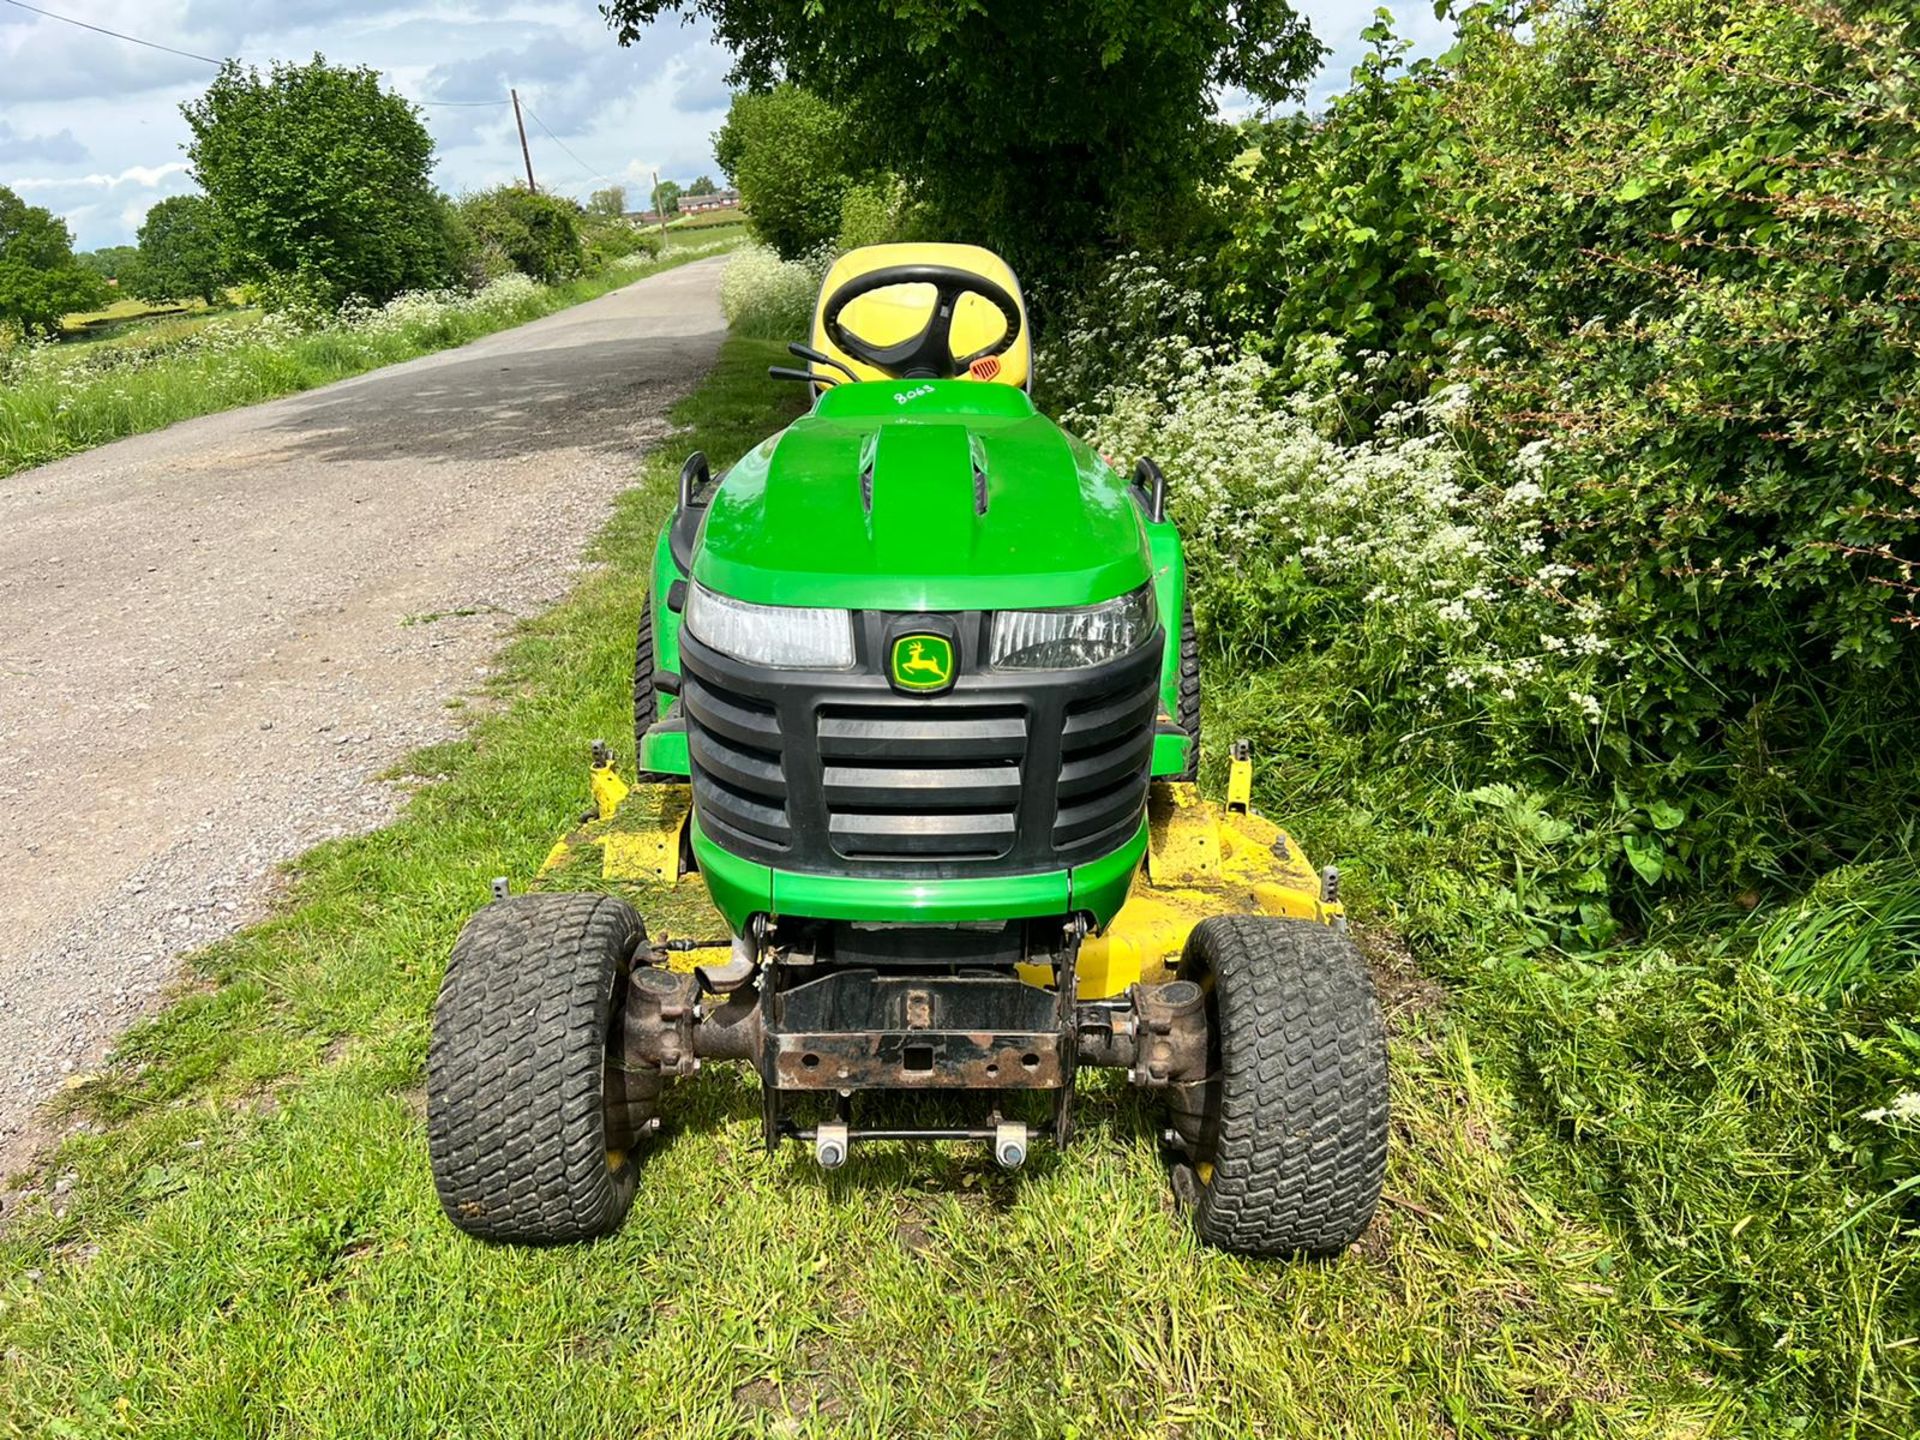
(0, 257), (727, 1172)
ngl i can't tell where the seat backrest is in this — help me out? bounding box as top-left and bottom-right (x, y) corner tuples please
(811, 243), (1032, 389)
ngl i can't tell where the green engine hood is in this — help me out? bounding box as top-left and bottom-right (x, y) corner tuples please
(691, 380), (1151, 610)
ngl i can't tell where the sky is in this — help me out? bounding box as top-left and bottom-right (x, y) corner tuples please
(0, 0), (1454, 253)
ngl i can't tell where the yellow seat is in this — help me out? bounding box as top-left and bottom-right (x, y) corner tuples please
(811, 243), (1032, 389)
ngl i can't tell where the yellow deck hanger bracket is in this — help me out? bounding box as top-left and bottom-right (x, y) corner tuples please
(1226, 739), (1254, 814)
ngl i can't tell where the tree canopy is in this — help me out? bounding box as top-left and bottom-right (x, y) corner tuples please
(183, 55), (456, 306)
(456, 187), (587, 285)
(605, 0), (1321, 280)
(76, 245), (140, 282)
(712, 85), (854, 258)
(587, 185), (627, 217)
(129, 194), (231, 306)
(0, 185), (106, 334)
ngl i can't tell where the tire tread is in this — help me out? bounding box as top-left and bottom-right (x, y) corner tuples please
(427, 892), (642, 1243)
(1185, 915), (1388, 1256)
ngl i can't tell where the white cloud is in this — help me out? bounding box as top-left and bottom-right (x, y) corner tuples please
(0, 120), (89, 165)
(3, 2), (736, 248)
(9, 163), (191, 193)
(1292, 0), (1455, 108)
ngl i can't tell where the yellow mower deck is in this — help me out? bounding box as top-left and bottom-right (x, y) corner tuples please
(535, 747), (1342, 997)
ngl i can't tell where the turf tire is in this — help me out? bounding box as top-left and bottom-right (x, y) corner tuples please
(427, 892), (645, 1243)
(1174, 599), (1201, 781)
(1180, 915), (1388, 1256)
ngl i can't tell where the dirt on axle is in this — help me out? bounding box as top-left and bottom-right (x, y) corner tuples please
(0, 258), (728, 1174)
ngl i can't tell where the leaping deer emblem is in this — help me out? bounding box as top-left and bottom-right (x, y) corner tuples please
(899, 640), (948, 680)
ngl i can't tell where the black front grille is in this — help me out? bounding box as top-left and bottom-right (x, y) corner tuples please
(680, 610), (1160, 882)
(681, 672), (791, 853)
(1055, 683), (1159, 853)
(818, 702), (1026, 860)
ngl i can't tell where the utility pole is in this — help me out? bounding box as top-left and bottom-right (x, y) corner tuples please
(652, 169), (666, 232)
(512, 88), (537, 192)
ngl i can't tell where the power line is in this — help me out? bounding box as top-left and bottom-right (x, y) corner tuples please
(1, 0), (224, 66)
(10, 0), (602, 200)
(4, 2), (512, 111)
(521, 104), (623, 193)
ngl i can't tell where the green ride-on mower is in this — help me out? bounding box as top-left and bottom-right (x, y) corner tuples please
(426, 243), (1388, 1256)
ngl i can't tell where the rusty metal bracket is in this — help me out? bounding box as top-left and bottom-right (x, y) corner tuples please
(622, 966), (702, 1077)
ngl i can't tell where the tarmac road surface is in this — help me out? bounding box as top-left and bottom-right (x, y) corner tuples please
(0, 256), (728, 1173)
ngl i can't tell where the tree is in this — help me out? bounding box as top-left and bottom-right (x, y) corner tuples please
(587, 184), (627, 216)
(652, 179), (683, 216)
(182, 55), (457, 307)
(456, 186), (587, 284)
(687, 175), (719, 196)
(1215, 24), (1453, 410)
(713, 86), (853, 257)
(128, 194), (231, 305)
(76, 245), (140, 282)
(0, 185), (106, 334)
(606, 0), (1323, 281)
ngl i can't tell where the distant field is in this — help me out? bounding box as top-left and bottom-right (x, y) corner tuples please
(60, 294), (222, 344)
(670, 206), (745, 230)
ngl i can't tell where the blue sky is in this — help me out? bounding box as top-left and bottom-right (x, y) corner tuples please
(1, 1), (1453, 252)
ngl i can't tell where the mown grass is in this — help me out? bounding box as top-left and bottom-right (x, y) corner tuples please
(59, 295), (219, 341)
(0, 335), (1743, 1438)
(0, 234), (740, 481)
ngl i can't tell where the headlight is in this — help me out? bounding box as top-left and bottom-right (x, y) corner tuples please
(684, 583), (855, 669)
(990, 583), (1158, 670)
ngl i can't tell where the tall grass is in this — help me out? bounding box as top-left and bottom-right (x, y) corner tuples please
(1052, 248), (1920, 1425)
(717, 241), (832, 339)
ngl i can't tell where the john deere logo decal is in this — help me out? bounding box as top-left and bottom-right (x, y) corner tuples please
(890, 634), (954, 693)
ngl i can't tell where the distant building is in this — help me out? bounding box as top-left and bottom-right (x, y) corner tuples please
(680, 189), (740, 214)
(623, 189), (744, 227)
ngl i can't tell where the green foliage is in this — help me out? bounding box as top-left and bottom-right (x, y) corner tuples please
(651, 178), (682, 215)
(687, 174), (719, 196)
(1429, 3), (1920, 890)
(454, 186), (587, 285)
(580, 213), (662, 268)
(1208, 664), (1920, 1428)
(76, 245), (140, 282)
(182, 55), (458, 309)
(716, 241), (831, 338)
(835, 173), (929, 251)
(1215, 23), (1454, 409)
(611, 0), (1324, 285)
(713, 85), (858, 258)
(586, 184), (627, 217)
(1751, 859), (1920, 1003)
(1089, 2), (1920, 905)
(1065, 3), (1920, 1420)
(129, 195), (231, 306)
(0, 184), (107, 334)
